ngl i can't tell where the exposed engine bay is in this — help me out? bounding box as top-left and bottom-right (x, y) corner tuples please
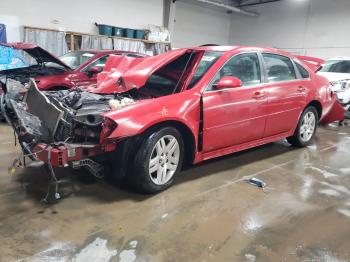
(2, 79), (139, 146)
(0, 65), (67, 84)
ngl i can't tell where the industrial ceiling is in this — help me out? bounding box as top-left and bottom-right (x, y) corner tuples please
(178, 0), (283, 16)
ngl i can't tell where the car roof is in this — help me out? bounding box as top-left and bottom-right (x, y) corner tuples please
(77, 49), (140, 55)
(327, 57), (350, 61)
(191, 45), (293, 56)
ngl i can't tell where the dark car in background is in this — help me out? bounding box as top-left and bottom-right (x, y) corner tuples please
(0, 43), (146, 90)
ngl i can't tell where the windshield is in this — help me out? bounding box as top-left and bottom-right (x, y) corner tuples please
(60, 51), (96, 69)
(138, 51), (222, 98)
(0, 46), (35, 71)
(320, 60), (350, 73)
(188, 51), (223, 89)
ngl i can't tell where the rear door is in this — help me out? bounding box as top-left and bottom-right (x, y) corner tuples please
(261, 53), (308, 137)
(202, 52), (268, 152)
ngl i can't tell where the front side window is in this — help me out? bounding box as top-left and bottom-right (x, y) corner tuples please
(209, 53), (261, 90)
(320, 60), (350, 73)
(263, 53), (296, 82)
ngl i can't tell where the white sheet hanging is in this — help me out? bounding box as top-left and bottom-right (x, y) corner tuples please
(24, 28), (68, 56)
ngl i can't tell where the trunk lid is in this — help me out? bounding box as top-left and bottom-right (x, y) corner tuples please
(295, 55), (325, 72)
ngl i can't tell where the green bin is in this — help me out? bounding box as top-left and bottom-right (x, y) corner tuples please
(113, 27), (124, 37)
(95, 23), (113, 36)
(125, 28), (135, 38)
(135, 30), (145, 39)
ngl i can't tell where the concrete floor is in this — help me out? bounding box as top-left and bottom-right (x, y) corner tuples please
(1, 122), (350, 262)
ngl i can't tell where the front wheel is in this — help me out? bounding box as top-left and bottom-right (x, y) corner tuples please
(128, 127), (184, 193)
(287, 106), (318, 147)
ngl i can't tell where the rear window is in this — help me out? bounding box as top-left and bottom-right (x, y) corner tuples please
(295, 61), (310, 79)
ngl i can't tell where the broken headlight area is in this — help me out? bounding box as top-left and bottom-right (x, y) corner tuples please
(3, 79), (135, 146)
(330, 80), (350, 106)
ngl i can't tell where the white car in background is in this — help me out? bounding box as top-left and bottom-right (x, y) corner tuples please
(318, 57), (350, 118)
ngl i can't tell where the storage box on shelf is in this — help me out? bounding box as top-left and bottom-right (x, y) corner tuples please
(23, 26), (171, 54)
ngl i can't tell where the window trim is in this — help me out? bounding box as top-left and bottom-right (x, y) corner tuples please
(260, 52), (299, 83)
(204, 51), (263, 93)
(293, 60), (311, 80)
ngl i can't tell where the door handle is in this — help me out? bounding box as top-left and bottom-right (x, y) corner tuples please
(298, 86), (306, 92)
(252, 91), (265, 99)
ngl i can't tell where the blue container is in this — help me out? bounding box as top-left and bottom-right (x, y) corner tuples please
(135, 30), (145, 39)
(113, 27), (124, 37)
(125, 28), (135, 38)
(95, 23), (113, 36)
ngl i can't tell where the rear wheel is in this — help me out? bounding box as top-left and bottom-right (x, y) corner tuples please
(128, 127), (184, 193)
(287, 106), (318, 147)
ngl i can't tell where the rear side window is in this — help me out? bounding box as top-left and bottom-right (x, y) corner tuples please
(263, 53), (296, 82)
(295, 61), (310, 79)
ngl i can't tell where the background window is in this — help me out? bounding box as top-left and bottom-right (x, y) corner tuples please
(320, 60), (350, 73)
(211, 53), (261, 89)
(83, 55), (109, 71)
(295, 61), (310, 78)
(263, 53), (296, 82)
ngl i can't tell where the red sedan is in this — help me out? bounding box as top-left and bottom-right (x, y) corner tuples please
(0, 43), (145, 90)
(2, 45), (343, 194)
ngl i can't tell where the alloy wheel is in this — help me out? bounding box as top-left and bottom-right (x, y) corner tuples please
(300, 111), (316, 142)
(148, 135), (180, 185)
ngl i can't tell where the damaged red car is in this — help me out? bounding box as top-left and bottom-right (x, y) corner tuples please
(1, 45), (344, 194)
(0, 43), (145, 90)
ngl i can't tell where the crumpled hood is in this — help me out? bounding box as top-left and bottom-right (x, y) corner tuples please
(88, 55), (145, 94)
(0, 43), (71, 71)
(318, 72), (350, 82)
(89, 48), (190, 93)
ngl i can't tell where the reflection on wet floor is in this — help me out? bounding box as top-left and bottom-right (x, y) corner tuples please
(0, 122), (350, 261)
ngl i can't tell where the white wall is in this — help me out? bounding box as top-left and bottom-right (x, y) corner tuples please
(172, 1), (231, 48)
(229, 0), (350, 59)
(0, 0), (233, 49)
(0, 0), (164, 34)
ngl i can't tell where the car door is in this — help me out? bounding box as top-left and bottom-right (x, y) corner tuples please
(71, 55), (110, 87)
(202, 52), (268, 152)
(261, 53), (308, 137)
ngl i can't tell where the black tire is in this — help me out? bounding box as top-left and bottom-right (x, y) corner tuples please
(128, 127), (184, 194)
(287, 106), (318, 147)
(106, 136), (141, 184)
(0, 114), (5, 122)
(345, 108), (350, 119)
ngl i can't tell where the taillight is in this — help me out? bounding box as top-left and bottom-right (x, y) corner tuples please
(100, 117), (117, 143)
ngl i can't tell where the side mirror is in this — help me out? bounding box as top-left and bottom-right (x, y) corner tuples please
(215, 76), (242, 89)
(87, 66), (102, 77)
